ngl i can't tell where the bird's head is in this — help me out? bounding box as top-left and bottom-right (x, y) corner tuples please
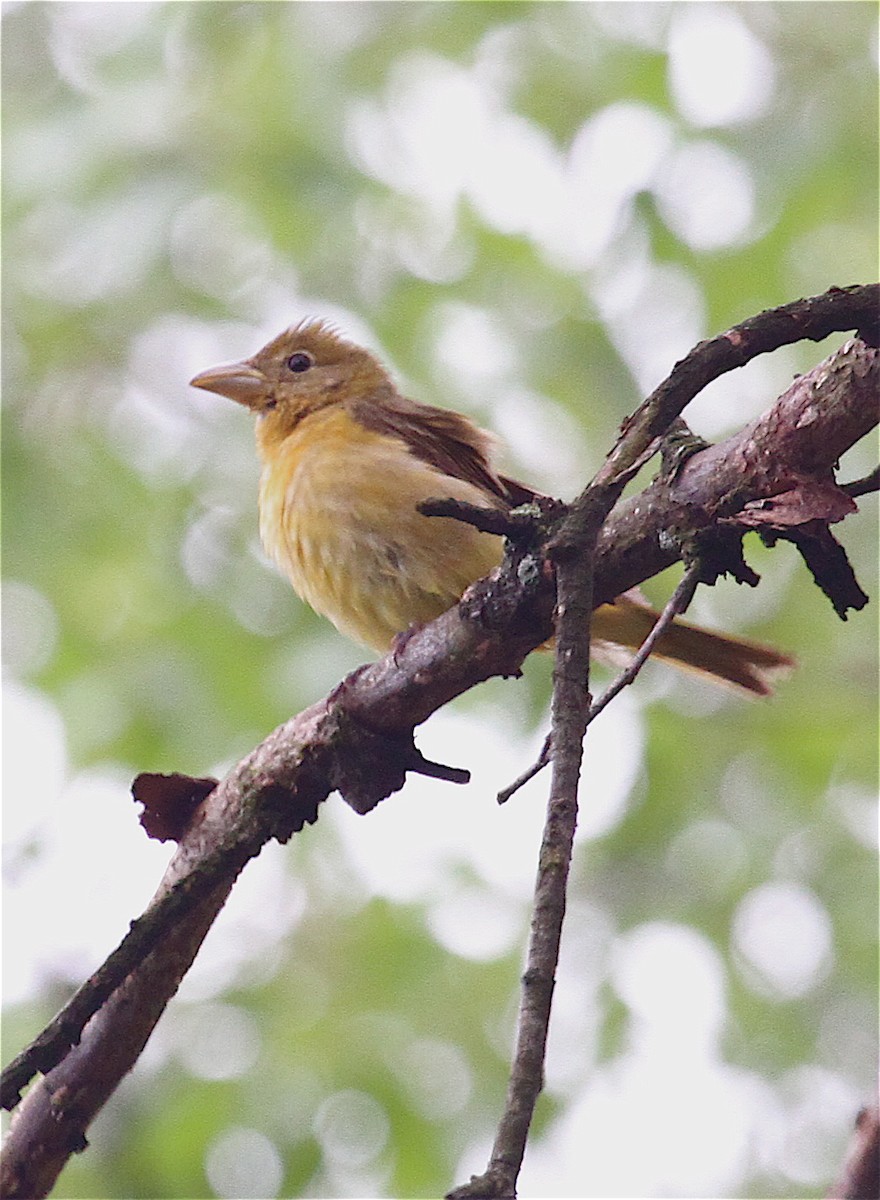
(190, 320), (393, 443)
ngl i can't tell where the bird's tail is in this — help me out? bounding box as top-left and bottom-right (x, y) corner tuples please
(591, 594), (795, 696)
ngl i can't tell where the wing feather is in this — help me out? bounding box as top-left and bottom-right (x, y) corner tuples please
(348, 392), (533, 506)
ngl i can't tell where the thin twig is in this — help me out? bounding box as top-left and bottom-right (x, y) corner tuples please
(841, 466), (880, 498)
(584, 563), (702, 723)
(497, 565), (702, 804)
(450, 485), (624, 1197)
(497, 733), (552, 804)
(417, 497), (530, 537)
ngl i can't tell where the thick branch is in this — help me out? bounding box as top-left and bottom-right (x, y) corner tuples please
(0, 882), (233, 1199)
(591, 336), (878, 606)
(3, 292), (877, 1197)
(594, 283), (878, 487)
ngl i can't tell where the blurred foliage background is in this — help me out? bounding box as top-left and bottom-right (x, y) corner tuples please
(2, 3), (877, 1198)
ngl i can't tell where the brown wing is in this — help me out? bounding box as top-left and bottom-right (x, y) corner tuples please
(349, 390), (533, 507)
(498, 473), (543, 506)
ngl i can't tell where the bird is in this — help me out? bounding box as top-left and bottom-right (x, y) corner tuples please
(190, 319), (793, 695)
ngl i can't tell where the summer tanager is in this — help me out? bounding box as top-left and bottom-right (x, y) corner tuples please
(190, 320), (792, 694)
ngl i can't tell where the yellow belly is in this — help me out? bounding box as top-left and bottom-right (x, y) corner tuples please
(257, 406), (504, 652)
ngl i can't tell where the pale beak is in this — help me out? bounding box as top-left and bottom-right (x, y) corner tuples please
(189, 360), (269, 409)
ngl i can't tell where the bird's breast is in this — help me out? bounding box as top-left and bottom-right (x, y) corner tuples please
(257, 406), (504, 652)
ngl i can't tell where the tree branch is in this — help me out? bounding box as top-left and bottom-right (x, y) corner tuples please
(591, 334), (878, 607)
(2, 287), (877, 1199)
(497, 562), (704, 803)
(842, 466), (880, 499)
(442, 285), (878, 1198)
(828, 1106), (880, 1200)
(449, 467), (623, 1200)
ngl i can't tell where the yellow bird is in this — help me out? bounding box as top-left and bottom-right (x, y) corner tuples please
(191, 320), (792, 694)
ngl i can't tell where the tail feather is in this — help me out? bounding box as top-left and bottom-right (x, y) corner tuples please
(591, 595), (795, 696)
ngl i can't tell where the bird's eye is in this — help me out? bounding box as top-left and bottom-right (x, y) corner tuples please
(286, 351), (314, 373)
(264, 398), (278, 411)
